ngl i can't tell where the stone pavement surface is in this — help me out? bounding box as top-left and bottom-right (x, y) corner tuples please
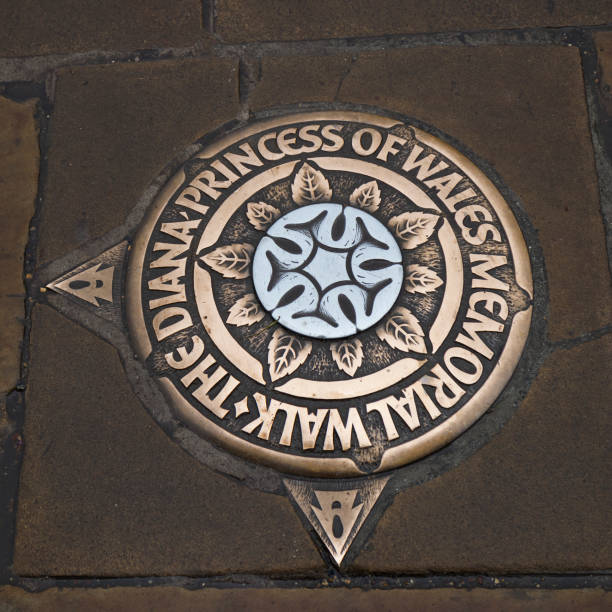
(0, 0), (611, 608)
(0, 586), (610, 612)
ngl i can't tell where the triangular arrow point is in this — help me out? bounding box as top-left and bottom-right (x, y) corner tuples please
(285, 476), (389, 567)
(45, 242), (127, 309)
(52, 263), (114, 306)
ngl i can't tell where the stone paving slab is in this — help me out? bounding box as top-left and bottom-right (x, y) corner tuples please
(1, 0), (611, 590)
(37, 58), (239, 265)
(11, 43), (612, 577)
(1, 586), (611, 611)
(0, 1), (206, 58)
(13, 306), (322, 576)
(216, 0), (612, 42)
(251, 46), (612, 341)
(0, 96), (38, 393)
(354, 335), (612, 573)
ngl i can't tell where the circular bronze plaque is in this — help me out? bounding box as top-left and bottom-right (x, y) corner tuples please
(126, 110), (533, 478)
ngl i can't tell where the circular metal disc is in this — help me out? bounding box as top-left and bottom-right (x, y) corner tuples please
(252, 203), (403, 339)
(126, 110), (533, 478)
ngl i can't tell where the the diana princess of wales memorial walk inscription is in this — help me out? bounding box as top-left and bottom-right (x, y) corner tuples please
(44, 110), (534, 566)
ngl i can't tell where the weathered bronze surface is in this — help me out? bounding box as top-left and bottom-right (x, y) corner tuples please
(46, 109), (534, 566)
(126, 111), (532, 477)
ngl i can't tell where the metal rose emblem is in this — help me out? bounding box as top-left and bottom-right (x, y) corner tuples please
(252, 203), (403, 339)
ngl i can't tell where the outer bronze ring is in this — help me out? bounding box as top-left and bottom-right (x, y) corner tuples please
(126, 111), (533, 478)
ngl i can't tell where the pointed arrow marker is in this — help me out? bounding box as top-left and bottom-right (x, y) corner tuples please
(284, 476), (389, 567)
(46, 241), (127, 310)
(51, 263), (114, 306)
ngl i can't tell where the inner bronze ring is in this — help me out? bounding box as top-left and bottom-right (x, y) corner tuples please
(194, 157), (463, 400)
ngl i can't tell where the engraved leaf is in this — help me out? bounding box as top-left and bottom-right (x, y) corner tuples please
(349, 180), (381, 213)
(201, 243), (254, 279)
(388, 211), (439, 249)
(330, 339), (364, 376)
(268, 328), (312, 381)
(246, 201), (280, 231)
(291, 162), (332, 205)
(405, 264), (443, 294)
(376, 307), (427, 354)
(227, 293), (265, 327)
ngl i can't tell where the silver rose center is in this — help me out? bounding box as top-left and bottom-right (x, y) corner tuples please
(252, 203), (403, 339)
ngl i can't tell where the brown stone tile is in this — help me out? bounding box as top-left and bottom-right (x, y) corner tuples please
(250, 54), (353, 109)
(354, 334), (612, 572)
(0, 97), (38, 393)
(216, 0), (612, 43)
(1, 585), (611, 611)
(0, 1), (206, 58)
(251, 46), (612, 340)
(13, 305), (322, 576)
(37, 58), (239, 265)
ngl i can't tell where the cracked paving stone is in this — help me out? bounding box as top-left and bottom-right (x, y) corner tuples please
(250, 46), (612, 341)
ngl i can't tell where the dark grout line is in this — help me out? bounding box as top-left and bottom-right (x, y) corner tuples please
(0, 25), (609, 84)
(0, 81), (46, 102)
(8, 571), (612, 592)
(237, 54), (261, 119)
(333, 55), (358, 102)
(202, 0), (216, 34)
(548, 324), (612, 351)
(579, 31), (612, 278)
(0, 88), (54, 585)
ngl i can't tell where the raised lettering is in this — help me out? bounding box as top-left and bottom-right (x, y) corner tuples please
(456, 307), (504, 360)
(352, 128), (382, 157)
(402, 144), (449, 180)
(165, 335), (205, 369)
(152, 306), (192, 341)
(175, 186), (209, 216)
(377, 133), (407, 162)
(224, 142), (263, 176)
(181, 354), (239, 419)
(298, 406), (329, 450)
(470, 254), (510, 291)
(258, 132), (284, 160)
(323, 408), (371, 451)
(321, 124), (344, 151)
(444, 346), (483, 385)
(298, 124), (323, 153)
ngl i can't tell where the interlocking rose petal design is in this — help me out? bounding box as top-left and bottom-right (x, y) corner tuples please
(252, 203), (403, 339)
